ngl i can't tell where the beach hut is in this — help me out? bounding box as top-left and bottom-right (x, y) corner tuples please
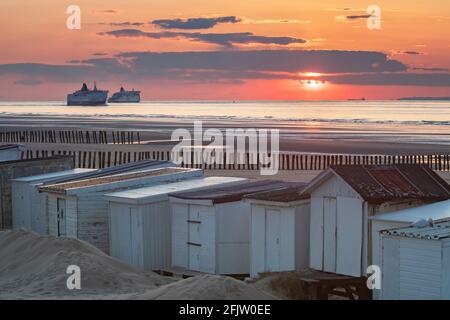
(104, 176), (246, 270)
(370, 199), (450, 299)
(0, 144), (25, 162)
(303, 164), (450, 277)
(38, 167), (203, 253)
(169, 180), (297, 275)
(370, 200), (450, 275)
(11, 159), (174, 235)
(0, 155), (74, 229)
(380, 219), (450, 300)
(243, 184), (310, 278)
(11, 168), (94, 234)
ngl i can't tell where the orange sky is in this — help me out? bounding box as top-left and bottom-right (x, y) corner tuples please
(1, 0), (450, 100)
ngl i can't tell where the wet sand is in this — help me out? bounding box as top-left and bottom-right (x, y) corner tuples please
(0, 114), (449, 155)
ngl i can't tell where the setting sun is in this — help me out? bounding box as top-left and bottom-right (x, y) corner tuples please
(301, 72), (322, 77)
(301, 79), (326, 90)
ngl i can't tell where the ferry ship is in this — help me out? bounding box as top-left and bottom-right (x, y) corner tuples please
(108, 87), (141, 103)
(67, 83), (108, 106)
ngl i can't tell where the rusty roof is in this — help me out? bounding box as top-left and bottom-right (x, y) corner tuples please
(39, 167), (191, 193)
(330, 164), (450, 203)
(244, 183), (309, 203)
(170, 180), (300, 204)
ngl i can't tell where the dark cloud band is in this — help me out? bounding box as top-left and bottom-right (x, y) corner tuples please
(152, 16), (241, 29)
(98, 29), (306, 47)
(4, 50), (448, 87)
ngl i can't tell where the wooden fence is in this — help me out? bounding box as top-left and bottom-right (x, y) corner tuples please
(19, 149), (450, 171)
(0, 130), (141, 144)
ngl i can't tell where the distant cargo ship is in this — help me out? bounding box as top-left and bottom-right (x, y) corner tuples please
(67, 83), (108, 106)
(108, 87), (141, 103)
(348, 97), (366, 101)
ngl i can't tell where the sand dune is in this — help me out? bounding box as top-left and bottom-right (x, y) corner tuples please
(130, 275), (276, 300)
(0, 230), (171, 299)
(0, 230), (274, 300)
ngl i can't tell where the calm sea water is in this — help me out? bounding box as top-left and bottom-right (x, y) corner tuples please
(0, 100), (449, 123)
(0, 100), (449, 144)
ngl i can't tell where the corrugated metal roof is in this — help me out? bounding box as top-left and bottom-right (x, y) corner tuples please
(11, 169), (94, 183)
(370, 199), (450, 223)
(170, 180), (300, 204)
(381, 218), (450, 240)
(39, 167), (191, 193)
(40, 160), (174, 185)
(243, 183), (309, 203)
(329, 164), (450, 203)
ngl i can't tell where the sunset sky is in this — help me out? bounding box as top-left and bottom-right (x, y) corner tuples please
(1, 0), (450, 100)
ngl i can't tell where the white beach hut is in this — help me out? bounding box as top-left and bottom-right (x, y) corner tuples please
(303, 164), (450, 277)
(11, 168), (94, 234)
(38, 167), (203, 253)
(104, 176), (246, 270)
(0, 144), (25, 162)
(11, 159), (174, 235)
(370, 199), (450, 277)
(169, 180), (297, 275)
(243, 184), (310, 278)
(380, 219), (450, 300)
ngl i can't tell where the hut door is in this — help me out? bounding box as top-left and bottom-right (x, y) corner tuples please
(57, 198), (66, 237)
(336, 197), (363, 277)
(323, 197), (337, 273)
(188, 207), (202, 271)
(130, 208), (143, 269)
(265, 210), (281, 272)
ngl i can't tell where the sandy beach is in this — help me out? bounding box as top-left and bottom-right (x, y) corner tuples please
(1, 113), (449, 155)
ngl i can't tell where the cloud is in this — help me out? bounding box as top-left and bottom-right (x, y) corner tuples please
(99, 29), (306, 47)
(116, 50), (406, 74)
(152, 16), (241, 30)
(0, 50), (412, 85)
(99, 10), (117, 14)
(346, 14), (372, 20)
(335, 14), (373, 23)
(403, 51), (422, 55)
(109, 21), (145, 27)
(92, 52), (108, 56)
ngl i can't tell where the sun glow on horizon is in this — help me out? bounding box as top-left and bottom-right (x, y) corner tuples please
(301, 72), (322, 77)
(301, 79), (326, 90)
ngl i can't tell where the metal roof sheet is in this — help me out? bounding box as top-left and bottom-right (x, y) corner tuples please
(11, 169), (94, 183)
(243, 183), (309, 203)
(170, 180), (301, 204)
(0, 155), (73, 166)
(370, 199), (450, 223)
(39, 167), (192, 193)
(104, 176), (247, 204)
(40, 160), (174, 185)
(0, 144), (24, 151)
(329, 164), (450, 203)
(381, 218), (450, 240)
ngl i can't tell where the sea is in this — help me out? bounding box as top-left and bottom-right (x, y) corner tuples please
(0, 100), (449, 145)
